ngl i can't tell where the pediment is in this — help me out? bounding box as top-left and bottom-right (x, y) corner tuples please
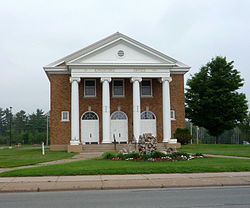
(68, 39), (174, 65)
(45, 32), (190, 71)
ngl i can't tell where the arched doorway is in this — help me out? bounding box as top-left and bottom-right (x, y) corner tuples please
(141, 111), (157, 136)
(81, 111), (99, 144)
(111, 111), (128, 143)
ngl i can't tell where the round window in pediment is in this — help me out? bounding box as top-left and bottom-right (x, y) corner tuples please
(117, 50), (124, 57)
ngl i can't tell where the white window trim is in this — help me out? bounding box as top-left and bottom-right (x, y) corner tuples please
(171, 110), (176, 120)
(84, 79), (96, 97)
(61, 111), (69, 122)
(141, 79), (153, 97)
(112, 79), (125, 97)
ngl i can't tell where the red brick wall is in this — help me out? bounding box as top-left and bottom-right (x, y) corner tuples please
(49, 74), (71, 145)
(170, 74), (186, 135)
(49, 74), (185, 145)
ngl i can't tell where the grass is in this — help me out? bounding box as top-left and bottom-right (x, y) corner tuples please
(1, 157), (250, 177)
(180, 144), (250, 157)
(0, 147), (76, 168)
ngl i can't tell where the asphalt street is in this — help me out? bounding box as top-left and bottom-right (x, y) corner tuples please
(0, 186), (250, 208)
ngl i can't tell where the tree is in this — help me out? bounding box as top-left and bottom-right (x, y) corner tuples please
(186, 56), (248, 143)
(28, 109), (47, 144)
(13, 110), (28, 143)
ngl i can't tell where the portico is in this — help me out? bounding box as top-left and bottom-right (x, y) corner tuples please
(69, 72), (173, 145)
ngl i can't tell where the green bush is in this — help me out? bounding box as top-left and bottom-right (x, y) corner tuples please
(193, 153), (204, 157)
(125, 152), (140, 159)
(140, 153), (152, 160)
(116, 152), (126, 160)
(151, 151), (166, 158)
(101, 152), (117, 160)
(174, 128), (192, 145)
(169, 152), (190, 159)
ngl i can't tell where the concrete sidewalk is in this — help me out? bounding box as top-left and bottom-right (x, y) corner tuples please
(0, 172), (250, 192)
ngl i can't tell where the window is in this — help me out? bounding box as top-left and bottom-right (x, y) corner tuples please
(111, 111), (127, 120)
(112, 79), (124, 97)
(84, 79), (96, 97)
(82, 111), (98, 120)
(61, 111), (69, 122)
(141, 111), (156, 119)
(171, 110), (176, 120)
(141, 79), (152, 97)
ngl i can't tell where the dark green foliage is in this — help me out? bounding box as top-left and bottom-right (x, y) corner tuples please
(150, 151), (166, 158)
(169, 152), (190, 159)
(140, 153), (152, 160)
(125, 152), (140, 159)
(101, 152), (117, 160)
(192, 153), (204, 156)
(116, 152), (126, 160)
(186, 56), (248, 143)
(0, 108), (49, 145)
(174, 128), (192, 145)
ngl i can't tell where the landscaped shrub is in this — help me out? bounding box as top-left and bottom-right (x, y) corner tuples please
(116, 152), (126, 160)
(193, 153), (204, 157)
(101, 152), (117, 160)
(169, 152), (190, 160)
(174, 128), (192, 145)
(140, 153), (152, 160)
(101, 150), (202, 162)
(125, 152), (140, 159)
(150, 151), (166, 158)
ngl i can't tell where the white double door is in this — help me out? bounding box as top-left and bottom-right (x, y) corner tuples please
(81, 120), (99, 144)
(110, 120), (128, 143)
(141, 119), (157, 136)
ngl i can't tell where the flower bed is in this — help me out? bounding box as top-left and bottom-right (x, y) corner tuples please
(101, 151), (204, 162)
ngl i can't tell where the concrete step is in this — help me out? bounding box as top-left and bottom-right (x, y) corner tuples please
(82, 144), (116, 152)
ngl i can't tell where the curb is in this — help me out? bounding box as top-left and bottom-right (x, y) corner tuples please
(1, 172), (250, 193)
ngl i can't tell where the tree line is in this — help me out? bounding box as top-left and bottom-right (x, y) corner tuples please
(0, 108), (49, 145)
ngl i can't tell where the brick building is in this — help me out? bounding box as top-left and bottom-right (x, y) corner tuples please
(44, 33), (190, 152)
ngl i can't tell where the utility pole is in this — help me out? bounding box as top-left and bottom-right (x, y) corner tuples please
(46, 111), (50, 146)
(196, 126), (199, 144)
(9, 107), (12, 147)
(190, 122), (193, 144)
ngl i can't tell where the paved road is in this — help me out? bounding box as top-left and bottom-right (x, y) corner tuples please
(0, 186), (250, 208)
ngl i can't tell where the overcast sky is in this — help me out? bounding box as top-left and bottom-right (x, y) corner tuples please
(0, 0), (249, 114)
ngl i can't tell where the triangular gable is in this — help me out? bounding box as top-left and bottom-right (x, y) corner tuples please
(69, 39), (172, 64)
(45, 32), (189, 68)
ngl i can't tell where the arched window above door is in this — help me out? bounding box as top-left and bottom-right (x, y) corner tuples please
(82, 111), (98, 120)
(111, 111), (127, 120)
(141, 111), (156, 120)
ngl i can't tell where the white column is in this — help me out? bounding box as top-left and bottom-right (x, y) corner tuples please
(70, 77), (81, 145)
(161, 77), (172, 143)
(101, 77), (111, 143)
(131, 77), (142, 142)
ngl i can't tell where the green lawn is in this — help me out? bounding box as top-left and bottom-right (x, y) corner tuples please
(1, 157), (250, 177)
(180, 144), (250, 157)
(0, 148), (75, 168)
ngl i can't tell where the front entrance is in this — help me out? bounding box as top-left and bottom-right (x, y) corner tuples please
(81, 111), (99, 144)
(140, 111), (157, 136)
(111, 111), (128, 143)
